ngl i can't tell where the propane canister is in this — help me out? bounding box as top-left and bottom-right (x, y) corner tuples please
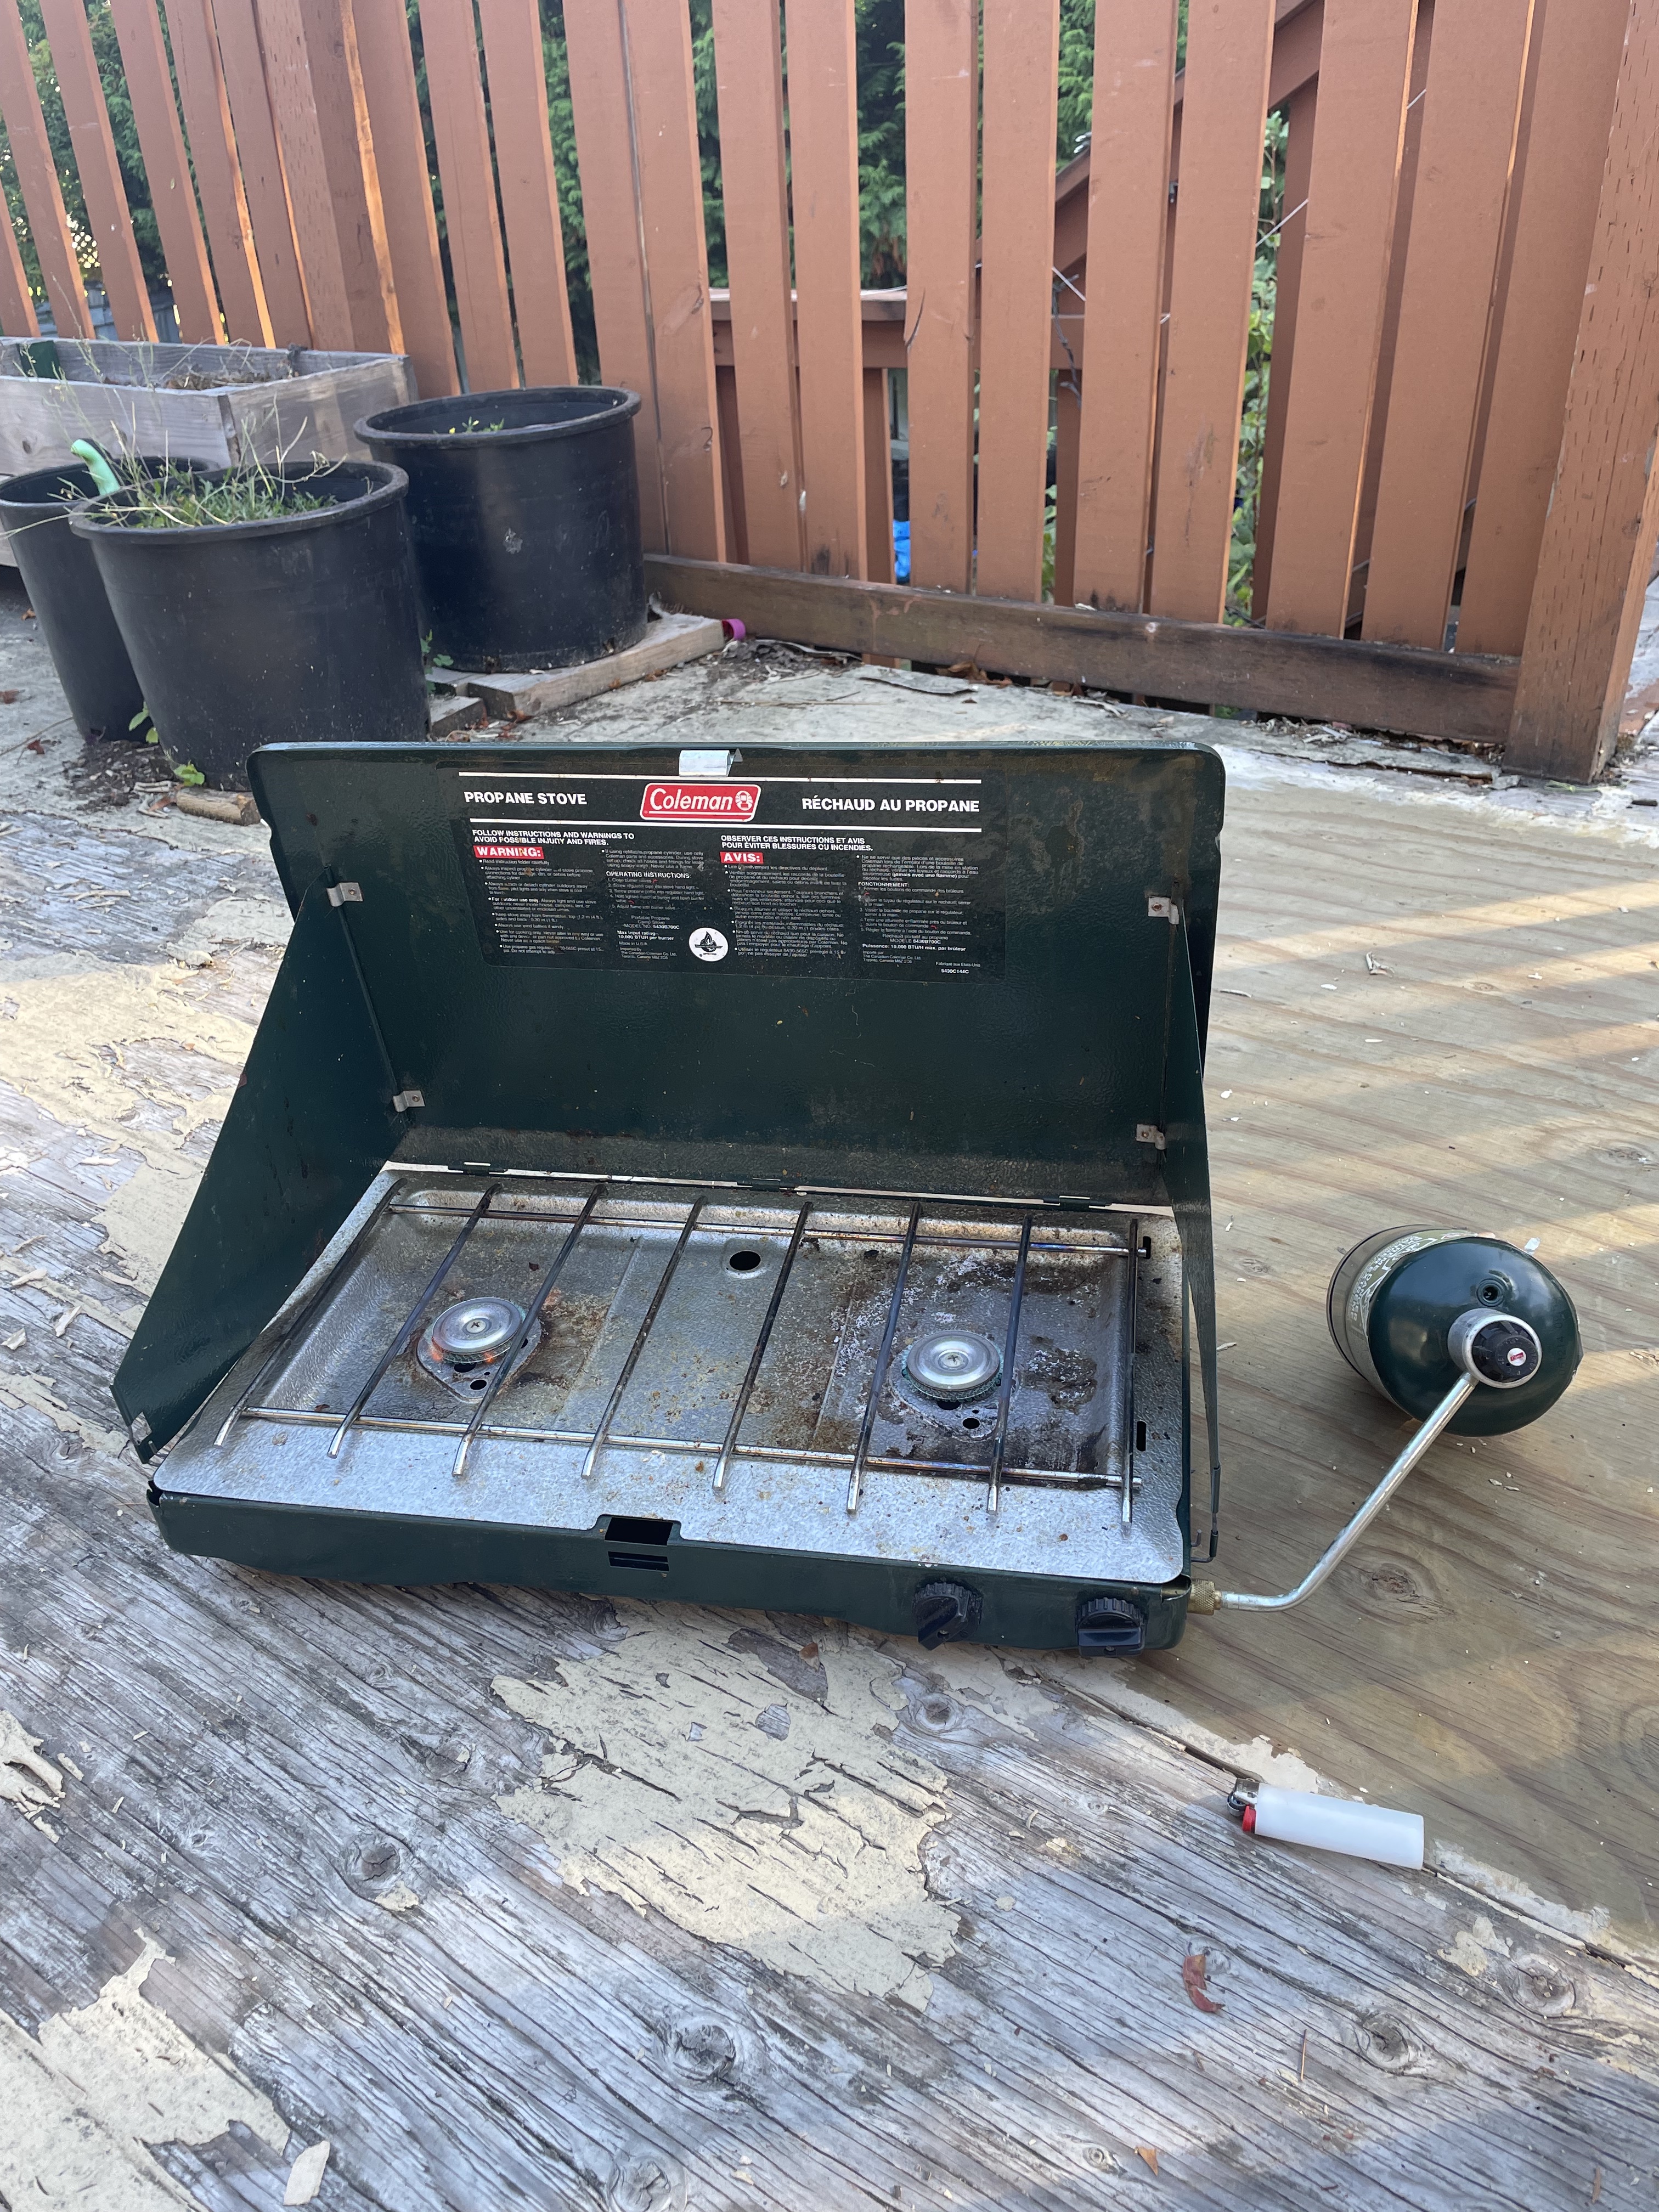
(1327, 1227), (1580, 1436)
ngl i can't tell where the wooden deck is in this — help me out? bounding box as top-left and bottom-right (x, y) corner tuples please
(3, 597), (1658, 2208)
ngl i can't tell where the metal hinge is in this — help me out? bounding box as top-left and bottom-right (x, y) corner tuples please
(1135, 1122), (1167, 1151)
(1147, 896), (1181, 923)
(391, 1088), (425, 1114)
(328, 881), (363, 906)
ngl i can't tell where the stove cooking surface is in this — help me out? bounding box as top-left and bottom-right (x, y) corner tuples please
(164, 1175), (1188, 1586)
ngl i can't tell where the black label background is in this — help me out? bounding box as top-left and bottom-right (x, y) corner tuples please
(450, 769), (1006, 979)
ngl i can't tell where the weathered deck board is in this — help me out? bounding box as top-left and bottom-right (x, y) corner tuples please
(1, 600), (1657, 2208)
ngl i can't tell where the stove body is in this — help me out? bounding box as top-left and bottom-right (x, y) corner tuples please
(114, 735), (1223, 1652)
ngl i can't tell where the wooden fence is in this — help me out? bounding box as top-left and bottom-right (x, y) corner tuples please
(1, 0), (1656, 780)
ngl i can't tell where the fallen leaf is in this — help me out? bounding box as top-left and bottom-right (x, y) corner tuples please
(1182, 1950), (1223, 2015)
(1136, 2146), (1159, 2176)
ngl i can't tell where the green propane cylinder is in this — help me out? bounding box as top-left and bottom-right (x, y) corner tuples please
(1327, 1227), (1581, 1437)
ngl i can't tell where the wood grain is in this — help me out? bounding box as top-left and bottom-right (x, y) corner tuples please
(563, 0), (664, 548)
(297, 0), (401, 352)
(1508, 0), (1659, 780)
(1149, 0), (1275, 623)
(783, 0), (865, 577)
(36, 0), (156, 340)
(711, 0), (802, 571)
(351, 0), (457, 397)
(246, 0), (356, 348)
(1265, 0), (1417, 637)
(1363, 0), (1536, 648)
(862, 364), (893, 584)
(105, 0), (222, 343)
(974, 0), (1060, 603)
(0, 0), (91, 337)
(1458, 0), (1629, 658)
(1051, 369), (1080, 606)
(902, 0), (978, 593)
(476, 0), (577, 387)
(1250, 76), (1314, 619)
(416, 0), (517, 393)
(1072, 0), (1177, 613)
(647, 553), (1520, 739)
(162, 0), (277, 345)
(211, 0), (315, 343)
(0, 180), (35, 334)
(622, 0), (725, 560)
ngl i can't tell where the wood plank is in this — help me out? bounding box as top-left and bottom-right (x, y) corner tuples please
(476, 0), (577, 387)
(1051, 370), (1079, 606)
(1362, 0), (1535, 647)
(0, 188), (35, 334)
(1457, 0), (1628, 657)
(0, 0), (90, 337)
(105, 0), (222, 342)
(1508, 1), (1659, 780)
(563, 0), (663, 548)
(291, 0), (401, 353)
(351, 0), (457, 396)
(1263, 0), (1417, 636)
(242, 0), (355, 348)
(902, 0), (978, 592)
(1250, 76), (1314, 617)
(712, 0), (802, 571)
(783, 0), (864, 577)
(1071, 0), (1177, 613)
(446, 611), (726, 714)
(35, 0), (155, 340)
(415, 0), (515, 391)
(197, 0), (307, 341)
(1148, 0), (1274, 622)
(621, 0), (725, 559)
(161, 0), (274, 344)
(647, 553), (1520, 740)
(974, 0), (1059, 603)
(861, 364), (893, 584)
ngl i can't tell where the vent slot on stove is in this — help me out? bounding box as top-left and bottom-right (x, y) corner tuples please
(606, 1514), (673, 1572)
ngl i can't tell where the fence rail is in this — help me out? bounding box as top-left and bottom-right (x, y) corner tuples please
(0, 0), (1652, 778)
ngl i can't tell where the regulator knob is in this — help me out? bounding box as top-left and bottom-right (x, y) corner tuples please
(912, 1579), (982, 1650)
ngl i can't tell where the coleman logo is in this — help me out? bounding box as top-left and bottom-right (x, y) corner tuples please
(641, 781), (761, 822)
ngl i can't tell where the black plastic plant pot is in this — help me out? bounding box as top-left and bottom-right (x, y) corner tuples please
(70, 461), (426, 789)
(355, 386), (646, 673)
(0, 459), (154, 741)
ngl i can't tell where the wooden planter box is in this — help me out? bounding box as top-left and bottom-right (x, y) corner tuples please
(0, 340), (415, 566)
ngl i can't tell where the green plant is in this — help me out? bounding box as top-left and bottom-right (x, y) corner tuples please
(98, 462), (331, 532)
(421, 630), (454, 690)
(128, 701), (155, 741)
(171, 761), (205, 785)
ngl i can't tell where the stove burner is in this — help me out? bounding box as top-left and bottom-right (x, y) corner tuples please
(902, 1328), (1003, 1405)
(417, 1296), (540, 1396)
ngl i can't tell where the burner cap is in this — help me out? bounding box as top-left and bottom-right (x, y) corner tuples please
(902, 1328), (1002, 1404)
(426, 1296), (526, 1366)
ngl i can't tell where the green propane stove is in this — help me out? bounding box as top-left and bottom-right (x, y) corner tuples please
(111, 735), (1580, 1654)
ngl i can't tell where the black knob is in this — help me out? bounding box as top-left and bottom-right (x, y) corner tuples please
(1076, 1595), (1144, 1655)
(913, 1579), (982, 1650)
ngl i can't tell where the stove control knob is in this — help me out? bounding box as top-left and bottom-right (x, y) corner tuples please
(1076, 1595), (1145, 1655)
(913, 1579), (983, 1650)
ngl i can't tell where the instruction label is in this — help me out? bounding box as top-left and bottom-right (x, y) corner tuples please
(451, 769), (1005, 979)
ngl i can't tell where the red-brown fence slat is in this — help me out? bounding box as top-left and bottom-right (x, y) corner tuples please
(1149, 0), (1274, 622)
(783, 0), (864, 575)
(1052, 372), (1080, 604)
(622, 0), (724, 558)
(0, 0), (91, 336)
(244, 0), (355, 346)
(476, 0), (576, 386)
(903, 0), (978, 593)
(1458, 0), (1628, 657)
(1508, 0), (1659, 778)
(0, 184), (36, 332)
(1363, 0), (1534, 647)
(352, 0), (456, 394)
(36, 0), (155, 337)
(863, 363), (893, 582)
(712, 0), (802, 570)
(975, 0), (1059, 602)
(416, 0), (516, 390)
(295, 0), (400, 351)
(1262, 0), (1417, 636)
(1250, 74), (1314, 617)
(163, 0), (275, 342)
(1073, 0), (1177, 612)
(105, 0), (220, 340)
(563, 0), (662, 546)
(208, 0), (311, 340)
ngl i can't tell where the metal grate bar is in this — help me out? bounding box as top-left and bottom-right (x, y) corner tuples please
(451, 1181), (606, 1480)
(847, 1199), (922, 1515)
(985, 1212), (1035, 1517)
(236, 1401), (1143, 1492)
(713, 1200), (812, 1498)
(326, 1183), (498, 1460)
(579, 1195), (708, 1482)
